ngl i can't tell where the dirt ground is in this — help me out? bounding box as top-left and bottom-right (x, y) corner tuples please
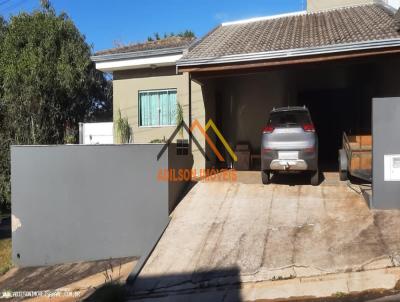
(129, 172), (400, 300)
(0, 257), (137, 301)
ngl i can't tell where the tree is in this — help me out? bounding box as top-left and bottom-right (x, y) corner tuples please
(0, 2), (111, 207)
(177, 30), (195, 38)
(1, 4), (107, 144)
(0, 16), (10, 209)
(0, 16), (6, 38)
(86, 75), (113, 122)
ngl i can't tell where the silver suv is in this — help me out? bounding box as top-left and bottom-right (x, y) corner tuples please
(261, 106), (319, 185)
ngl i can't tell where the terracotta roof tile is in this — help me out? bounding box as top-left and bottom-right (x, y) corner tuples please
(95, 36), (195, 56)
(182, 4), (400, 61)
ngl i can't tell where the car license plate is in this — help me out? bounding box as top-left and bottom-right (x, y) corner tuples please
(279, 151), (299, 160)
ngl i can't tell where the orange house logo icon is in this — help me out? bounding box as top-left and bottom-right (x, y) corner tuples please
(157, 119), (237, 162)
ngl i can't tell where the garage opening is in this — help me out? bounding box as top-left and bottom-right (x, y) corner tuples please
(193, 55), (400, 175)
(298, 88), (369, 171)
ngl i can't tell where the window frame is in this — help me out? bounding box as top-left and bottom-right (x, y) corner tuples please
(138, 88), (178, 128)
(176, 139), (189, 156)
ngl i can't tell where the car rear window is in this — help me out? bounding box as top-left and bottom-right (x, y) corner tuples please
(268, 110), (311, 127)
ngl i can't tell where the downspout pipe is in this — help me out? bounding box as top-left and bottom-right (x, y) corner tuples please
(188, 73), (192, 150)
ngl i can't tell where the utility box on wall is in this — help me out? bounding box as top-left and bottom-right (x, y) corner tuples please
(372, 97), (400, 209)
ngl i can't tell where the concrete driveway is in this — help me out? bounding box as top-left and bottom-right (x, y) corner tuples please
(130, 172), (400, 300)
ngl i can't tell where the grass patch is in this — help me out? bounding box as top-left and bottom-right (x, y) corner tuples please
(0, 238), (12, 275)
(332, 291), (347, 298)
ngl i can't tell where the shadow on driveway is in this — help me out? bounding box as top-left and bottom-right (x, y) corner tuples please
(124, 267), (241, 302)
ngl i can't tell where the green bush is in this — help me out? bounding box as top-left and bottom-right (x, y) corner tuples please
(115, 110), (132, 144)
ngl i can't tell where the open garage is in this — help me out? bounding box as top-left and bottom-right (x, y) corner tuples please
(189, 55), (400, 175)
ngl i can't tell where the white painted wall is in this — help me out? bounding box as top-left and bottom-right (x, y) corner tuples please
(387, 0), (400, 9)
(307, 0), (373, 11)
(79, 122), (113, 144)
(307, 0), (400, 11)
(95, 54), (182, 72)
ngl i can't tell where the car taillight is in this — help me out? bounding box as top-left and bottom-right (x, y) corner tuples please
(302, 123), (315, 132)
(263, 125), (275, 133)
(304, 147), (315, 153)
(262, 148), (272, 154)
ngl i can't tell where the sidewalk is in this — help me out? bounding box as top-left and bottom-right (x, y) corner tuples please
(128, 267), (400, 301)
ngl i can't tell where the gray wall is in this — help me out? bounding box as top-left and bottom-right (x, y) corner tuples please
(372, 98), (400, 209)
(11, 144), (175, 266)
(168, 144), (194, 213)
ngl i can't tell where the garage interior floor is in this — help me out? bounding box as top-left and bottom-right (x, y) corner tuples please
(129, 172), (400, 299)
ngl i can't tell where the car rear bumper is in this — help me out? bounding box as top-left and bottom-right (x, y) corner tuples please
(261, 150), (318, 171)
(269, 159), (308, 171)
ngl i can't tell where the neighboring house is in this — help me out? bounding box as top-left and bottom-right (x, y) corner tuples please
(92, 36), (207, 171)
(92, 0), (400, 171)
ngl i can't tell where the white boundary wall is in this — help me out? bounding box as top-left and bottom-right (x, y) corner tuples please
(79, 122), (113, 144)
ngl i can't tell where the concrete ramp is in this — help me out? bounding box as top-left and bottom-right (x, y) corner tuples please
(130, 172), (400, 298)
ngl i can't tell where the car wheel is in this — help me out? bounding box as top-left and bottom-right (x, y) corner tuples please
(310, 169), (319, 186)
(339, 170), (348, 181)
(261, 170), (271, 184)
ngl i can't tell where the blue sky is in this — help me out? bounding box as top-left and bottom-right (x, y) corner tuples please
(1, 0), (304, 52)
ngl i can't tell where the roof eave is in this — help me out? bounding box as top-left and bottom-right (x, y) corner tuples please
(177, 38), (400, 69)
(92, 46), (188, 63)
